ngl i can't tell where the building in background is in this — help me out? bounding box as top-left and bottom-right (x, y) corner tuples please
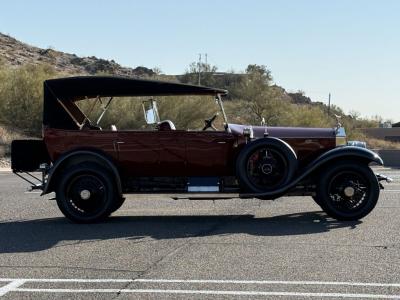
(362, 125), (400, 142)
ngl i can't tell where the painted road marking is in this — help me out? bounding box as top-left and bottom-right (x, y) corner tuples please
(133, 278), (400, 287)
(0, 278), (400, 287)
(0, 280), (25, 297)
(1, 277), (400, 287)
(11, 288), (400, 299)
(1, 278), (400, 298)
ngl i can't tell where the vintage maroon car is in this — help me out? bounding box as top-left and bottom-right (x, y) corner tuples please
(11, 76), (391, 223)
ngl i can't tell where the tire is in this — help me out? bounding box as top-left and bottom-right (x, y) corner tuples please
(316, 161), (379, 221)
(55, 163), (117, 223)
(110, 197), (126, 213)
(312, 196), (322, 207)
(236, 138), (298, 193)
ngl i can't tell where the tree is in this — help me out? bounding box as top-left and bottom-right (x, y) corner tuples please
(348, 110), (361, 120)
(0, 63), (57, 134)
(236, 64), (283, 125)
(180, 61), (218, 87)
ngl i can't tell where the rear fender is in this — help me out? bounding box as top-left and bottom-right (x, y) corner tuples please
(42, 150), (122, 196)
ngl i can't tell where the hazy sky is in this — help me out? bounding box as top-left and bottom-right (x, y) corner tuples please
(1, 0), (399, 121)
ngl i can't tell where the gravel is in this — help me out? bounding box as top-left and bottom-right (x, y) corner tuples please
(0, 156), (10, 168)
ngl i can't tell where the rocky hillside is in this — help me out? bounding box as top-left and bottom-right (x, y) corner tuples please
(0, 33), (155, 77)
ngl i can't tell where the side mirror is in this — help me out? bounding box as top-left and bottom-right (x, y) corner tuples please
(142, 99), (160, 125)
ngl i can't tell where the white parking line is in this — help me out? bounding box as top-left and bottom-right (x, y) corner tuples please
(134, 278), (400, 287)
(12, 288), (400, 299)
(0, 280), (25, 297)
(2, 278), (400, 298)
(1, 278), (400, 287)
(0, 278), (133, 283)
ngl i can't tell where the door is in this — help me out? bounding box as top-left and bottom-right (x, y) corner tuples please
(116, 131), (160, 176)
(157, 130), (186, 176)
(184, 131), (236, 176)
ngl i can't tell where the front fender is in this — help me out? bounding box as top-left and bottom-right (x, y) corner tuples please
(240, 146), (383, 199)
(309, 146), (383, 167)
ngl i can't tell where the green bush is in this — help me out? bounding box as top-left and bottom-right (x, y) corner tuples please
(0, 63), (57, 135)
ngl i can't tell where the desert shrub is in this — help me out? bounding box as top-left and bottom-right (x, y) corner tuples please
(0, 125), (27, 156)
(76, 97), (146, 130)
(0, 64), (57, 135)
(76, 95), (219, 131)
(157, 96), (218, 130)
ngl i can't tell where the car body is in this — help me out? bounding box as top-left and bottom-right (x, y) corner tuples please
(11, 76), (391, 223)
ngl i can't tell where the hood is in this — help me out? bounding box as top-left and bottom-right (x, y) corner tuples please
(228, 123), (336, 138)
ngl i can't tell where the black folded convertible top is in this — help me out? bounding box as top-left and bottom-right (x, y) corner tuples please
(45, 76), (227, 101)
(43, 76), (227, 129)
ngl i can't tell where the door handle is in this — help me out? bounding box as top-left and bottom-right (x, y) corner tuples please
(215, 140), (226, 144)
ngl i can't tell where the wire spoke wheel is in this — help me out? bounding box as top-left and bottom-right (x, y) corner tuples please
(316, 161), (380, 221)
(328, 171), (369, 213)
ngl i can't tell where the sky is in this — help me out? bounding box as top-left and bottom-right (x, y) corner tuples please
(1, 0), (399, 121)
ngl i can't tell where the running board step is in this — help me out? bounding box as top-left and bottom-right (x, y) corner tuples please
(172, 195), (239, 200)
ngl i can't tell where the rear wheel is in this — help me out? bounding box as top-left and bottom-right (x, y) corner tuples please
(316, 161), (379, 221)
(56, 163), (116, 223)
(110, 197), (125, 213)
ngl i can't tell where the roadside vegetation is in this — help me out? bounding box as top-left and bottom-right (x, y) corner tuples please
(0, 61), (398, 158)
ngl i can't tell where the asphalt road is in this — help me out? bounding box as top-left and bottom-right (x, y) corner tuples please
(0, 167), (399, 299)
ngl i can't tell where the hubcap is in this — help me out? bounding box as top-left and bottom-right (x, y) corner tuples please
(66, 174), (107, 215)
(328, 171), (369, 212)
(80, 189), (91, 200)
(343, 186), (355, 197)
(261, 164), (273, 175)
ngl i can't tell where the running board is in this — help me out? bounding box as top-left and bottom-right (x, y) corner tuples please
(172, 195), (239, 200)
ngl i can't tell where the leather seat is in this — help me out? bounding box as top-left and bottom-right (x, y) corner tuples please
(157, 120), (176, 131)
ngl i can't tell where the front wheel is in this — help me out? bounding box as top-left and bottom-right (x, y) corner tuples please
(316, 161), (379, 221)
(56, 163), (116, 223)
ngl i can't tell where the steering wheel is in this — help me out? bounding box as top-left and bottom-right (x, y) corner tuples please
(202, 113), (219, 131)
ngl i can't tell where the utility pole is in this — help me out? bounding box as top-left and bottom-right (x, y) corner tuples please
(205, 53), (208, 71)
(198, 53), (202, 85)
(328, 93), (331, 115)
